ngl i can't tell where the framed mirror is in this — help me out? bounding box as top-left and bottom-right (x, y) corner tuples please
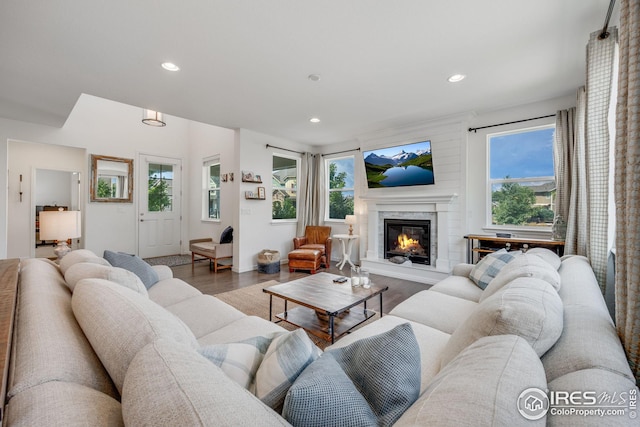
(90, 154), (134, 203)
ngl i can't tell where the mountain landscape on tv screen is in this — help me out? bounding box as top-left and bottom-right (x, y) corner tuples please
(364, 144), (434, 188)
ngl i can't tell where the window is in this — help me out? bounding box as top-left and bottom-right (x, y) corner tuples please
(326, 156), (355, 220)
(203, 156), (220, 220)
(488, 126), (555, 228)
(272, 154), (298, 220)
(148, 163), (174, 212)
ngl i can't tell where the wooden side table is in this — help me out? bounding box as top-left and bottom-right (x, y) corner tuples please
(333, 234), (359, 270)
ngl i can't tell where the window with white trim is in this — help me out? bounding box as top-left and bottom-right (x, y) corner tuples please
(325, 156), (354, 220)
(272, 154), (298, 220)
(203, 156), (221, 220)
(488, 125), (555, 228)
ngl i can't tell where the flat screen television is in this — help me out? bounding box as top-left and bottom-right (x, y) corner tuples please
(363, 140), (434, 188)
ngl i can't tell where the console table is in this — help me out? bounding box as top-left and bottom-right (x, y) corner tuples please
(464, 234), (565, 264)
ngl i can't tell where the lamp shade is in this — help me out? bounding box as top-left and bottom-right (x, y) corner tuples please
(39, 210), (82, 241)
(345, 215), (357, 225)
(142, 109), (166, 127)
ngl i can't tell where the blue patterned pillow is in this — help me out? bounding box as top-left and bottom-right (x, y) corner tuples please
(103, 250), (159, 289)
(198, 334), (279, 390)
(469, 249), (517, 290)
(254, 329), (321, 412)
(283, 323), (421, 427)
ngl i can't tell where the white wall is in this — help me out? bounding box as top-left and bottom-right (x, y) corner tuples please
(355, 115), (468, 266)
(466, 94), (576, 240)
(1, 94), (214, 259)
(35, 169), (74, 207)
(235, 129), (312, 272)
(186, 120), (236, 244)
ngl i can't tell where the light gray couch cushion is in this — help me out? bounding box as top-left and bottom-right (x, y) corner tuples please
(5, 381), (123, 427)
(480, 252), (561, 302)
(547, 369), (639, 426)
(441, 278), (563, 368)
(72, 278), (198, 393)
(64, 262), (148, 295)
(395, 335), (547, 427)
(165, 295), (247, 339)
(389, 290), (478, 334)
(58, 249), (110, 274)
(542, 305), (635, 383)
(556, 255), (610, 313)
(8, 259), (118, 400)
(147, 277), (202, 307)
(122, 339), (291, 427)
(428, 274), (483, 302)
(527, 247), (562, 270)
(197, 316), (287, 346)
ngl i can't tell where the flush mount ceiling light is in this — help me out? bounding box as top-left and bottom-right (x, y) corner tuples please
(142, 109), (166, 127)
(161, 62), (180, 71)
(447, 74), (466, 83)
(309, 117), (321, 123)
(308, 74), (321, 82)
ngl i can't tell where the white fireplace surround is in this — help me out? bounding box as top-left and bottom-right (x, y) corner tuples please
(360, 193), (457, 284)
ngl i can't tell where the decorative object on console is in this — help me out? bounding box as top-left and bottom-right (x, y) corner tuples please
(38, 208), (81, 261)
(141, 109), (166, 127)
(345, 214), (356, 235)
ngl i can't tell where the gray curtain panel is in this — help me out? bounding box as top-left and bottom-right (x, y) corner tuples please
(615, 0), (640, 384)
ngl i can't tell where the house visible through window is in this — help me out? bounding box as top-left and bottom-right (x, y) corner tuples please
(148, 163), (173, 212)
(272, 155), (298, 220)
(488, 126), (555, 228)
(203, 156), (220, 220)
(326, 156), (354, 220)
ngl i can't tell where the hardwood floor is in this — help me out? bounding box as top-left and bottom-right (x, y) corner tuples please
(171, 259), (430, 313)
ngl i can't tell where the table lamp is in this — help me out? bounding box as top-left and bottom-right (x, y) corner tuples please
(345, 215), (356, 236)
(39, 209), (82, 261)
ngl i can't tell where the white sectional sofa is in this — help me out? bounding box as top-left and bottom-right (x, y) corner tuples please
(2, 248), (637, 426)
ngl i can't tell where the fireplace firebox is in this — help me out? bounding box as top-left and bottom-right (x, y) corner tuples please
(384, 219), (431, 265)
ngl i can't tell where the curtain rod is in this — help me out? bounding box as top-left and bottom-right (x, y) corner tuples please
(468, 114), (556, 133)
(321, 148), (361, 157)
(599, 0), (616, 40)
(265, 144), (305, 155)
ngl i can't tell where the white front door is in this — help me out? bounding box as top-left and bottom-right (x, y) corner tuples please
(138, 154), (182, 258)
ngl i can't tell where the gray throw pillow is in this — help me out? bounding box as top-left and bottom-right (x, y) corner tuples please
(469, 249), (517, 290)
(282, 323), (421, 427)
(104, 250), (159, 288)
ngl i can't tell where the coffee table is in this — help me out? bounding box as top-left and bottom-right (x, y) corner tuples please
(263, 272), (388, 344)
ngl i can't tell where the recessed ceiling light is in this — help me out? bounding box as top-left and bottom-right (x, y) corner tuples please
(161, 62), (180, 71)
(308, 74), (321, 82)
(447, 74), (466, 83)
(309, 117), (321, 123)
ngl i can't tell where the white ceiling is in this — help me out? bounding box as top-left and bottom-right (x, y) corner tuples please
(0, 0), (617, 145)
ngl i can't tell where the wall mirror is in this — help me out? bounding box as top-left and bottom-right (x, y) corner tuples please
(90, 154), (134, 203)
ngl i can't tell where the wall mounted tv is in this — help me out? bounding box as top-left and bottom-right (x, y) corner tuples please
(363, 140), (434, 188)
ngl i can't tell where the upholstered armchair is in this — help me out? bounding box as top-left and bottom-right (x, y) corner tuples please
(189, 226), (233, 273)
(293, 226), (332, 267)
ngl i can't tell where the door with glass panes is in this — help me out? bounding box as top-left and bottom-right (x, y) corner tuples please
(138, 155), (182, 258)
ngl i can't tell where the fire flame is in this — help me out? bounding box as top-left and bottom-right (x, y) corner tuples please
(397, 234), (420, 250)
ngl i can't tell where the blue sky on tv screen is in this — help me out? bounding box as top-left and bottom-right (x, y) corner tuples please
(490, 128), (554, 179)
(364, 141), (431, 159)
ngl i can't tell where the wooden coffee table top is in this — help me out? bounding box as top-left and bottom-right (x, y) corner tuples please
(263, 272), (388, 315)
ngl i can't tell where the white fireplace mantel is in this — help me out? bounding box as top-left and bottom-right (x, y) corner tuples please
(359, 193), (458, 284)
